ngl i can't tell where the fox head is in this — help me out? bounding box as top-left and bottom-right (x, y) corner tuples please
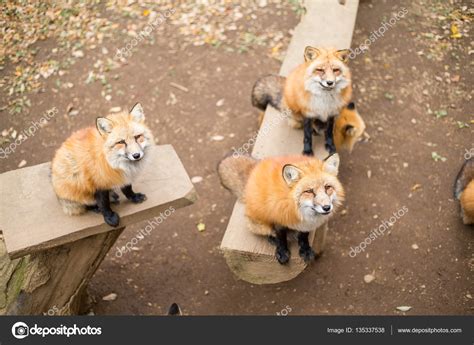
(96, 103), (154, 172)
(282, 154), (344, 221)
(303, 46), (351, 93)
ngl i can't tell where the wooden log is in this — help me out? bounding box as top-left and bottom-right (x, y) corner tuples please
(220, 0), (359, 284)
(0, 144), (196, 315)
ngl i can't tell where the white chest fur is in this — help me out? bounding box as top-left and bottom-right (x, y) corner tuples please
(305, 91), (345, 122)
(290, 213), (329, 233)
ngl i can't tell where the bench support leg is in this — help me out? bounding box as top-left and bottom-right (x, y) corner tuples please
(0, 227), (124, 315)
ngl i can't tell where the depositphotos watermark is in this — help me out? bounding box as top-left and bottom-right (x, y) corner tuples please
(232, 109), (290, 157)
(349, 206), (408, 258)
(348, 8), (408, 60)
(464, 147), (474, 160)
(115, 8), (175, 60)
(0, 107), (58, 159)
(115, 206), (175, 257)
(11, 321), (101, 339)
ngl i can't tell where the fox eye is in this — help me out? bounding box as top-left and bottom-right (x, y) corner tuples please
(315, 68), (324, 73)
(304, 189), (314, 194)
(116, 139), (126, 145)
(325, 185), (334, 192)
(135, 134), (144, 140)
(333, 68), (341, 73)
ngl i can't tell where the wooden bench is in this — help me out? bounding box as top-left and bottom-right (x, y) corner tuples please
(0, 144), (196, 315)
(220, 0), (359, 284)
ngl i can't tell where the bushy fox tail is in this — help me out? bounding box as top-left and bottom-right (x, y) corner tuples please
(251, 74), (286, 112)
(454, 157), (474, 200)
(334, 102), (366, 152)
(217, 154), (258, 201)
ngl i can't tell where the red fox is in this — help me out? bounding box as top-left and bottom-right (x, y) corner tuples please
(51, 103), (153, 227)
(253, 86), (363, 153)
(252, 47), (352, 155)
(218, 153), (344, 264)
(454, 157), (474, 225)
(333, 102), (366, 152)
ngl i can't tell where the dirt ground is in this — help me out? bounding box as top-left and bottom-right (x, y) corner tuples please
(0, 0), (472, 315)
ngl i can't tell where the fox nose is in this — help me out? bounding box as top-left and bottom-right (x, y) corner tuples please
(132, 153), (141, 160)
(322, 205), (332, 212)
(326, 80), (334, 86)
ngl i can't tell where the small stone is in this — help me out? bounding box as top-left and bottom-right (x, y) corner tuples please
(191, 176), (203, 184)
(403, 162), (409, 168)
(211, 135), (224, 141)
(204, 290), (209, 296)
(411, 118), (417, 124)
(411, 244), (419, 250)
(18, 160), (27, 168)
(102, 293), (117, 301)
(364, 274), (375, 283)
(396, 306), (412, 312)
(216, 99), (225, 107)
(110, 107), (122, 113)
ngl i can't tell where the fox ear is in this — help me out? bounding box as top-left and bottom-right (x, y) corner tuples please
(335, 49), (350, 63)
(304, 46), (320, 62)
(96, 117), (113, 136)
(323, 153), (340, 175)
(130, 103), (145, 122)
(282, 164), (303, 186)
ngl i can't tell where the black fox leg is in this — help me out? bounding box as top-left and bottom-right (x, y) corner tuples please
(95, 189), (120, 227)
(303, 117), (314, 156)
(121, 184), (147, 203)
(86, 204), (100, 213)
(297, 232), (316, 263)
(273, 225), (290, 265)
(110, 191), (120, 204)
(325, 116), (336, 154)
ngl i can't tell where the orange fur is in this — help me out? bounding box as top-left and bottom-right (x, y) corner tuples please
(460, 181), (474, 225)
(283, 47), (352, 127)
(244, 155), (344, 232)
(333, 104), (366, 152)
(51, 106), (153, 215)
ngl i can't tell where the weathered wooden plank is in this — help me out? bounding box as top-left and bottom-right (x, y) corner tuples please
(0, 144), (196, 259)
(221, 0), (359, 284)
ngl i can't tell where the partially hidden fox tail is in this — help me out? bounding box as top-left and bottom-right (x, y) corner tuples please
(334, 102), (366, 152)
(217, 154), (258, 201)
(251, 74), (286, 112)
(454, 158), (474, 200)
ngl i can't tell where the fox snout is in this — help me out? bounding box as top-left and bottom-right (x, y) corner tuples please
(127, 151), (143, 161)
(313, 203), (333, 214)
(320, 79), (335, 89)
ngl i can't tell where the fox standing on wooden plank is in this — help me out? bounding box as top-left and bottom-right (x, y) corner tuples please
(252, 46), (355, 155)
(454, 157), (474, 225)
(218, 153), (344, 264)
(51, 103), (153, 227)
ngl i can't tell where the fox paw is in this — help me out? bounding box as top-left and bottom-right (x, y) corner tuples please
(299, 247), (316, 263)
(302, 149), (314, 156)
(130, 193), (147, 203)
(275, 247), (291, 265)
(104, 212), (120, 227)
